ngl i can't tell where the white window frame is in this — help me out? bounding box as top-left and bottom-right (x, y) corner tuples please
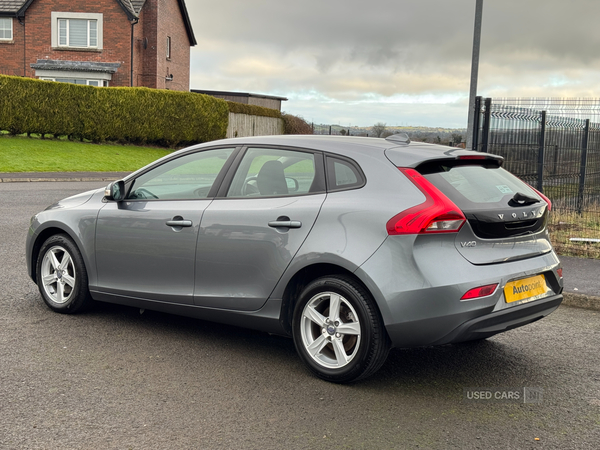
(166, 36), (171, 59)
(41, 77), (108, 87)
(51, 12), (103, 49)
(0, 17), (13, 41)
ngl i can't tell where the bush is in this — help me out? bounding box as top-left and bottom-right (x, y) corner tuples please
(226, 101), (282, 119)
(282, 113), (313, 134)
(0, 75), (229, 147)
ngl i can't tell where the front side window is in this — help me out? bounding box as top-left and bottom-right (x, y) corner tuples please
(51, 12), (103, 49)
(227, 148), (317, 197)
(0, 17), (12, 40)
(128, 148), (235, 200)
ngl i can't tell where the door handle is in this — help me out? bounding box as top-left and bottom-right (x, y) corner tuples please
(166, 219), (193, 227)
(268, 220), (302, 229)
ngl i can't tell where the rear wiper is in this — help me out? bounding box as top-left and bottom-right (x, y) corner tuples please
(509, 192), (540, 207)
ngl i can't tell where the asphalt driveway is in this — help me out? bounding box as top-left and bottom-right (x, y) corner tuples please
(1, 182), (599, 449)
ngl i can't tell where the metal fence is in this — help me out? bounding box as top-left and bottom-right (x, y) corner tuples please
(473, 97), (600, 258)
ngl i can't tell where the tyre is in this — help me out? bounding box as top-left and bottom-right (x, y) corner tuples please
(292, 275), (390, 383)
(36, 234), (92, 314)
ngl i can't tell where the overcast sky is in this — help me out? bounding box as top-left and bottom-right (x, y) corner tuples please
(185, 0), (600, 128)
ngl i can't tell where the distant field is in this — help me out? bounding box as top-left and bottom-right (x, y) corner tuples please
(0, 135), (172, 172)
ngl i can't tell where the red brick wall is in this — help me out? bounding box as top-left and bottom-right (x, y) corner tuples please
(137, 0), (191, 91)
(0, 16), (26, 76)
(2, 0), (133, 86)
(0, 0), (192, 91)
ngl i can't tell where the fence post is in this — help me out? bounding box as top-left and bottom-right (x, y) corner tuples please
(537, 111), (546, 192)
(577, 119), (590, 214)
(472, 96), (481, 151)
(480, 98), (491, 153)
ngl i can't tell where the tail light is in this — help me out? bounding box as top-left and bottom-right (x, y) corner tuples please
(387, 168), (466, 235)
(530, 186), (552, 211)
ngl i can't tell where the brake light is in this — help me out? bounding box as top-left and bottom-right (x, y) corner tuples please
(461, 283), (498, 300)
(557, 268), (563, 278)
(458, 155), (487, 160)
(531, 187), (552, 211)
(387, 168), (466, 235)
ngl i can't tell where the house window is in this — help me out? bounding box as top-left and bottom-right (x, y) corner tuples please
(41, 78), (108, 87)
(59, 19), (97, 48)
(0, 17), (12, 40)
(166, 36), (171, 59)
(51, 12), (103, 49)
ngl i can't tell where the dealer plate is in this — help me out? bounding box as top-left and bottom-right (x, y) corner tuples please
(504, 274), (549, 304)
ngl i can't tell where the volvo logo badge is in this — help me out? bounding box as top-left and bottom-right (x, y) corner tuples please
(498, 214), (504, 220)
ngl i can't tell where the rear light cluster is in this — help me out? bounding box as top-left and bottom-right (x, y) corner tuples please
(387, 168), (466, 235)
(531, 186), (552, 211)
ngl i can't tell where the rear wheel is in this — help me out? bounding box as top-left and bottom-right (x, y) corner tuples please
(292, 275), (390, 383)
(36, 234), (92, 314)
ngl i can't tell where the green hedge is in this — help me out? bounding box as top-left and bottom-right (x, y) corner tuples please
(226, 100), (282, 119)
(0, 75), (229, 147)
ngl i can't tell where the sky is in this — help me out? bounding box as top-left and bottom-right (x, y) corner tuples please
(185, 0), (600, 128)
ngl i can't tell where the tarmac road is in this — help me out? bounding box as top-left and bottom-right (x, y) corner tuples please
(1, 181), (599, 449)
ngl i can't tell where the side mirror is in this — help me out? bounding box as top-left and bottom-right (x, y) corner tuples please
(104, 180), (125, 201)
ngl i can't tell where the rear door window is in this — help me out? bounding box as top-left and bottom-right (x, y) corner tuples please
(226, 148), (322, 197)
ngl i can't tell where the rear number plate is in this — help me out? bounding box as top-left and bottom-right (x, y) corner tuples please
(504, 275), (549, 303)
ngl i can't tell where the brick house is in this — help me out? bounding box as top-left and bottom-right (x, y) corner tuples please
(0, 0), (196, 90)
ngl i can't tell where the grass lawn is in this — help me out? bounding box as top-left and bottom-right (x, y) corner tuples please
(0, 135), (172, 172)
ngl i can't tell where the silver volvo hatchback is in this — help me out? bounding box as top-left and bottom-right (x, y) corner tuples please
(26, 135), (563, 383)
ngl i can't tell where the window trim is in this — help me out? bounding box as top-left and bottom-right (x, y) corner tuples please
(51, 12), (103, 49)
(166, 36), (171, 60)
(0, 16), (13, 41)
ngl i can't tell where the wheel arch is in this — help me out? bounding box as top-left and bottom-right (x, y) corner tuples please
(279, 263), (387, 336)
(29, 224), (92, 284)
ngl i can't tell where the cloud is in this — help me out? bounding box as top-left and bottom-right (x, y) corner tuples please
(186, 0), (600, 126)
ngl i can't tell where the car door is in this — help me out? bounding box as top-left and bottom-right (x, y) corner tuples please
(194, 146), (327, 311)
(95, 147), (236, 304)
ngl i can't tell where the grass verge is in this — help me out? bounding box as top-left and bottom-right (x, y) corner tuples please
(0, 135), (172, 173)
(549, 204), (600, 259)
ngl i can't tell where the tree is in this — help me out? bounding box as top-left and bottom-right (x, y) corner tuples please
(451, 133), (463, 144)
(339, 129), (347, 136)
(371, 122), (387, 138)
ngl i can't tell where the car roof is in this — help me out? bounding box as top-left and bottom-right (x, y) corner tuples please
(198, 135), (503, 168)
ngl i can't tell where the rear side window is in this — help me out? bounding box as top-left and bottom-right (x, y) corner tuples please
(423, 165), (540, 208)
(326, 156), (365, 191)
(226, 147), (318, 197)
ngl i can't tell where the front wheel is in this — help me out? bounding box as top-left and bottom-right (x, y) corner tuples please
(292, 275), (390, 383)
(36, 234), (92, 314)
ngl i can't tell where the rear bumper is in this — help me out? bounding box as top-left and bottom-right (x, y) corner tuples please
(384, 294), (563, 347)
(355, 235), (563, 349)
(431, 293), (563, 345)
